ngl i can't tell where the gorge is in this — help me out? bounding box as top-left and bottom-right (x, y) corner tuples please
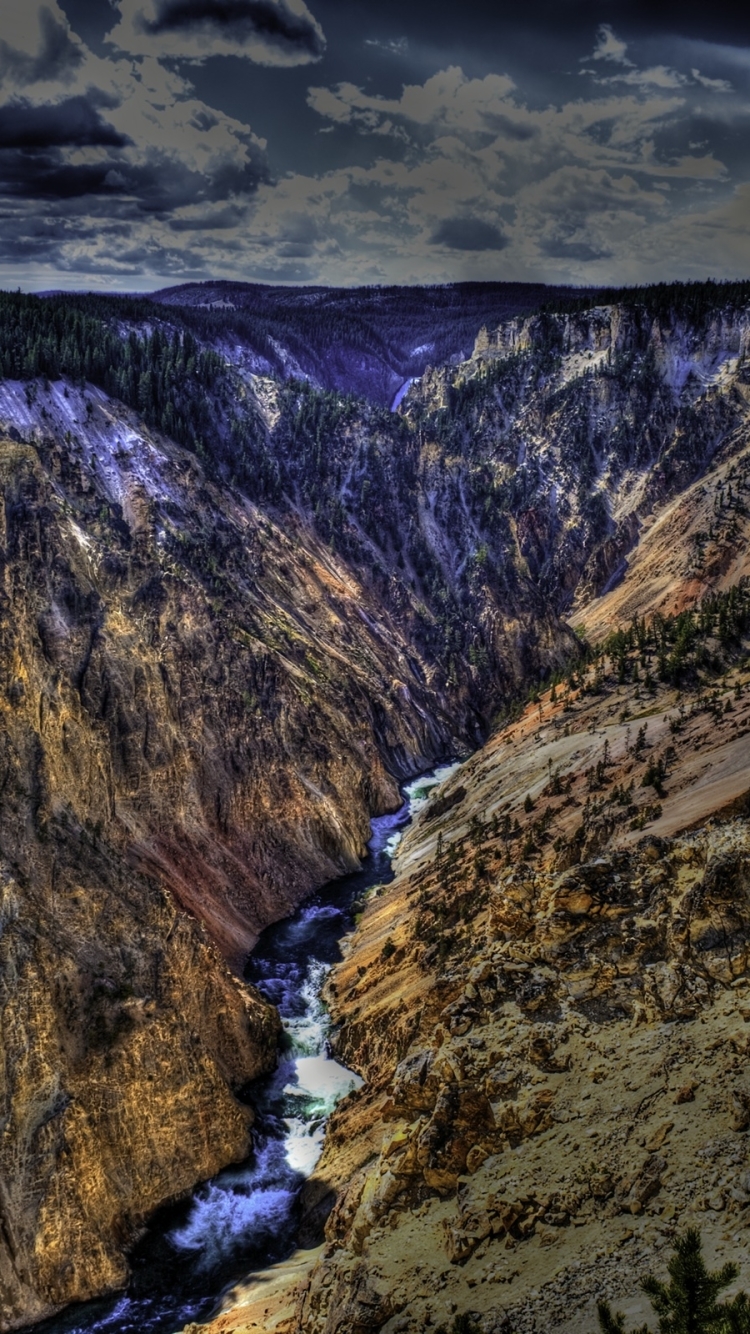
(0, 280), (749, 1334)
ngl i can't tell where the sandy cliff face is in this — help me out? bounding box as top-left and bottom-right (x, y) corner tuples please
(0, 877), (279, 1330)
(199, 594), (750, 1334)
(0, 383), (463, 964)
(0, 430), (290, 1329)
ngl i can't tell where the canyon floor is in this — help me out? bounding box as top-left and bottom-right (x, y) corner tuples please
(191, 598), (750, 1334)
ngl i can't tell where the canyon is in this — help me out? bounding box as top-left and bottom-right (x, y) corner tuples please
(0, 281), (748, 1331)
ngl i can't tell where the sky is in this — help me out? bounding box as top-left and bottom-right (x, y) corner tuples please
(2, 0), (750, 290)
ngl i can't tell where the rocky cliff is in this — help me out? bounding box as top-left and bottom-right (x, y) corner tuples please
(401, 297), (750, 622)
(0, 374), (463, 1327)
(0, 348), (567, 1326)
(2, 283), (750, 1330)
(196, 581), (750, 1334)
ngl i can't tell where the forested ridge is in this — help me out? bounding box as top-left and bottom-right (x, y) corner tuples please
(0, 282), (571, 412)
(2, 279), (749, 722)
(542, 277), (750, 324)
(0, 290), (223, 458)
(153, 279), (574, 386)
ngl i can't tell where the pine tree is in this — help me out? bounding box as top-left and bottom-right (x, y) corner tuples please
(597, 1230), (749, 1334)
(597, 1305), (644, 1334)
(722, 1294), (750, 1334)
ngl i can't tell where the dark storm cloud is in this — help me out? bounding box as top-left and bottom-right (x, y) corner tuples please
(430, 218), (508, 251)
(0, 6), (84, 86)
(0, 154), (135, 200)
(0, 85), (268, 211)
(5, 0), (750, 287)
(138, 0), (326, 62)
(0, 145), (268, 205)
(0, 97), (128, 149)
(0, 213), (63, 257)
(108, 0), (326, 67)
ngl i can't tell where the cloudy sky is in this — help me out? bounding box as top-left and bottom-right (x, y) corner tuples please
(2, 0), (750, 290)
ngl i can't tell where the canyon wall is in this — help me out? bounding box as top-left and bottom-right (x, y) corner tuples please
(2, 287), (750, 1328)
(0, 386), (462, 1326)
(209, 586), (750, 1334)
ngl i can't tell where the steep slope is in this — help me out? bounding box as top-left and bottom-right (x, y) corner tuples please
(0, 817), (279, 1333)
(0, 381), (463, 1329)
(2, 282), (750, 1331)
(576, 430), (750, 640)
(202, 590), (750, 1334)
(401, 296), (750, 622)
(0, 383), (457, 964)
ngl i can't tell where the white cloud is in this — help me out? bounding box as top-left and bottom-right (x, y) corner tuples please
(364, 37), (409, 57)
(691, 68), (733, 92)
(307, 68), (517, 136)
(0, 1), (86, 93)
(607, 65), (686, 90)
(591, 25), (633, 67)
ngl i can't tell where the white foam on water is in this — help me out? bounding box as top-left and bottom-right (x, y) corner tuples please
(405, 761), (462, 812)
(383, 829), (405, 858)
(169, 1182), (293, 1270)
(284, 1116), (326, 1175)
(169, 949), (361, 1262)
(285, 1054), (361, 1109)
(167, 765), (456, 1280)
(168, 1131), (296, 1270)
(285, 1012), (325, 1055)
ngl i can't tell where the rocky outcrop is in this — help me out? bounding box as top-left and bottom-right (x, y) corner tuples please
(404, 300), (750, 617)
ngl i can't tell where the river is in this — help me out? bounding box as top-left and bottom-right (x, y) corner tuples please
(29, 765), (457, 1334)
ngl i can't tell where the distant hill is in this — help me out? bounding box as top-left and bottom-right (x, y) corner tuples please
(151, 280), (575, 406)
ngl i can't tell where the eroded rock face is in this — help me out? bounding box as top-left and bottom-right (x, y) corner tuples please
(404, 303), (750, 624)
(0, 404), (462, 1327)
(0, 859), (280, 1329)
(282, 817), (750, 1332)
(0, 414), (460, 968)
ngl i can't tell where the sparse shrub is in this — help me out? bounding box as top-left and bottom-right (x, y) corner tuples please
(642, 757), (666, 797)
(436, 1315), (482, 1334)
